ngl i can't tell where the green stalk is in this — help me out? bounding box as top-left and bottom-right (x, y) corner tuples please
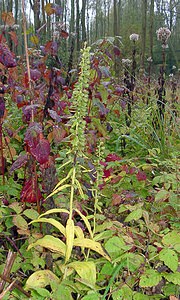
(69, 164), (76, 219)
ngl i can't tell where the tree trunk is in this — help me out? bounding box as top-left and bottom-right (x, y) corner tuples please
(141, 0), (147, 69)
(149, 0), (154, 59)
(81, 0), (86, 43)
(76, 0), (80, 54)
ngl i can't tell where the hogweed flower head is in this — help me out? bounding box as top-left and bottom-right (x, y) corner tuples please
(156, 27), (171, 47)
(129, 33), (139, 42)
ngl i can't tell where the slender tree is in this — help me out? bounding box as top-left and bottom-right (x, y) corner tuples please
(141, 0), (147, 69)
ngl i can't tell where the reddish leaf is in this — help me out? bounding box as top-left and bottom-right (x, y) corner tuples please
(0, 43), (17, 68)
(0, 97), (5, 118)
(25, 69), (41, 82)
(136, 170), (147, 181)
(113, 46), (121, 56)
(44, 41), (58, 56)
(2, 12), (15, 26)
(21, 178), (42, 203)
(16, 95), (27, 108)
(30, 139), (50, 164)
(52, 126), (67, 144)
(48, 109), (62, 122)
(60, 30), (69, 39)
(8, 31), (18, 47)
(106, 153), (122, 162)
(112, 194), (123, 206)
(9, 154), (28, 174)
(103, 168), (113, 178)
(24, 122), (42, 149)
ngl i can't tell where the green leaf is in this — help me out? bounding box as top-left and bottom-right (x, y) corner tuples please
(13, 215), (28, 230)
(65, 218), (74, 263)
(53, 168), (73, 191)
(162, 230), (180, 248)
(32, 287), (51, 298)
(82, 293), (100, 300)
(105, 236), (129, 260)
(30, 35), (39, 45)
(53, 284), (73, 300)
(139, 269), (162, 287)
(28, 235), (66, 256)
(68, 261), (96, 285)
(112, 284), (133, 300)
(25, 270), (59, 289)
(38, 208), (69, 218)
(155, 190), (169, 201)
(9, 202), (23, 214)
(133, 293), (150, 300)
(73, 238), (111, 261)
(159, 248), (178, 272)
(47, 184), (71, 198)
(124, 208), (143, 222)
(23, 209), (39, 220)
(163, 272), (180, 285)
(30, 218), (66, 236)
(74, 208), (93, 239)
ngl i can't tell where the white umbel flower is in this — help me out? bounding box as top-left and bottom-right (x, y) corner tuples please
(156, 27), (171, 47)
(129, 33), (139, 42)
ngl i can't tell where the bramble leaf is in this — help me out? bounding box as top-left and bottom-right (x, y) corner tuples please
(139, 269), (162, 287)
(159, 248), (178, 272)
(124, 208), (143, 222)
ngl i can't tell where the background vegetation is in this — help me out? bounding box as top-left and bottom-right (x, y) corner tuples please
(0, 1), (179, 299)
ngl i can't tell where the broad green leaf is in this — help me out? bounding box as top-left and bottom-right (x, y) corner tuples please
(155, 190), (169, 201)
(139, 269), (162, 287)
(105, 236), (130, 260)
(23, 209), (39, 220)
(73, 238), (111, 261)
(13, 215), (28, 230)
(74, 208), (93, 239)
(9, 202), (23, 214)
(65, 219), (74, 263)
(124, 208), (143, 222)
(159, 248), (178, 272)
(133, 293), (150, 300)
(112, 284), (133, 300)
(47, 184), (71, 199)
(28, 235), (66, 256)
(53, 284), (73, 300)
(82, 293), (100, 300)
(31, 287), (51, 298)
(38, 208), (69, 218)
(94, 230), (114, 241)
(68, 261), (96, 285)
(162, 230), (180, 248)
(25, 270), (59, 289)
(163, 272), (180, 285)
(114, 253), (144, 272)
(30, 218), (66, 236)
